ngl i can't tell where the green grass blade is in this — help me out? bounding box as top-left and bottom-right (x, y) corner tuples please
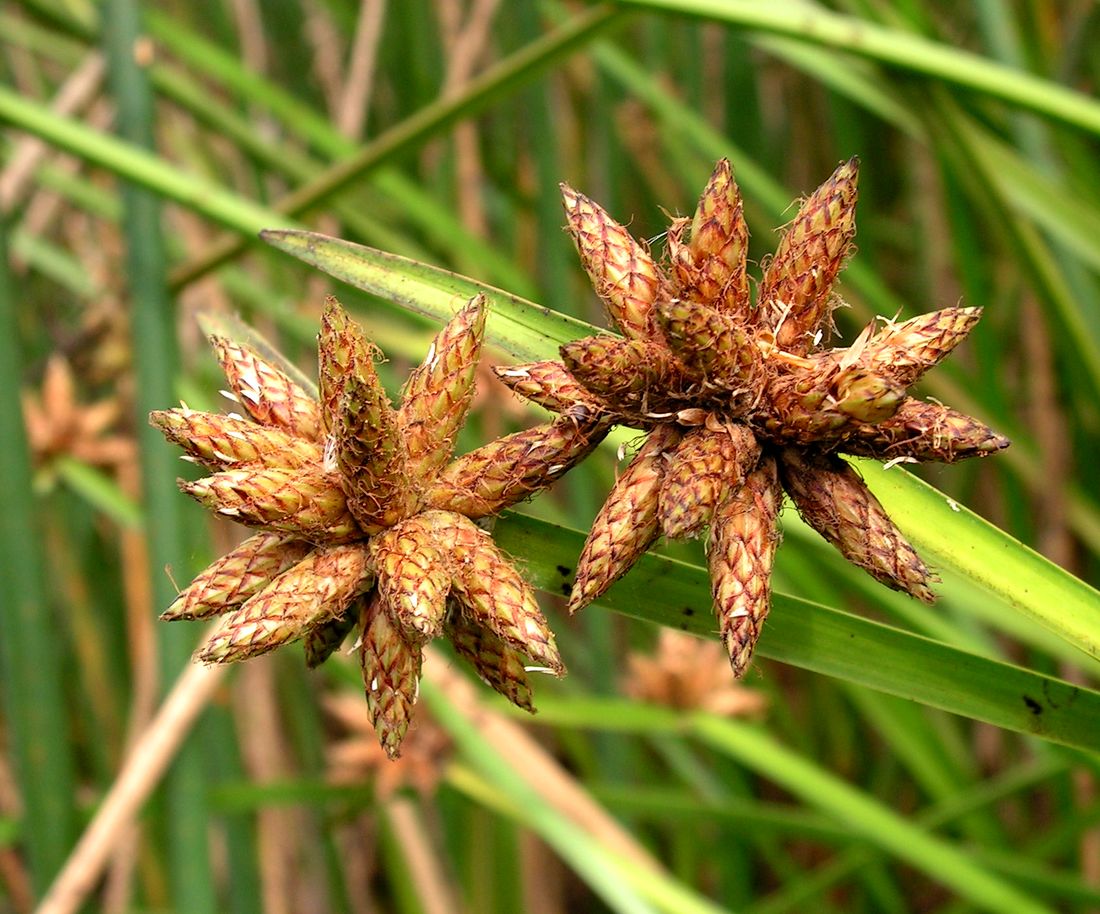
(260, 230), (598, 360)
(170, 4), (629, 288)
(0, 209), (78, 899)
(102, 0), (215, 907)
(0, 82), (300, 236)
(617, 0), (1100, 136)
(691, 717), (1055, 914)
(494, 511), (1100, 754)
(859, 460), (1100, 662)
(420, 678), (725, 914)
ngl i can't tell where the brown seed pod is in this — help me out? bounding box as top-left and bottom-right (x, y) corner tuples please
(857, 307), (984, 388)
(778, 448), (935, 602)
(659, 421), (760, 540)
(334, 361), (418, 533)
(653, 297), (763, 399)
(446, 603), (535, 713)
(428, 510), (564, 674)
(180, 465), (361, 541)
(198, 543), (373, 663)
(759, 158), (859, 353)
(398, 295), (486, 481)
(669, 158), (750, 315)
(151, 408), (321, 470)
(426, 414), (609, 518)
(304, 602), (360, 669)
(561, 183), (660, 339)
(560, 335), (690, 415)
(569, 423), (682, 612)
(371, 513), (453, 643)
(318, 296), (373, 433)
(360, 591), (424, 759)
(162, 532), (312, 621)
(841, 399), (1010, 463)
(706, 456), (782, 678)
(492, 360), (608, 416)
(210, 336), (321, 440)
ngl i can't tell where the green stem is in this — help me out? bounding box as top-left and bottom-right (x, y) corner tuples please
(0, 200), (78, 901)
(101, 0), (215, 909)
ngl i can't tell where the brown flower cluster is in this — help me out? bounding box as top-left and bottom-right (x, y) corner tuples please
(153, 296), (607, 756)
(496, 158), (1008, 677)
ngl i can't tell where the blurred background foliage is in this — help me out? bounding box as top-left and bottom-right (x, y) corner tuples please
(2, 1), (1100, 912)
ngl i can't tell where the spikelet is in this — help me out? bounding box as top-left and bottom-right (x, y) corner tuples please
(858, 307), (983, 388)
(427, 414), (609, 518)
(446, 605), (535, 712)
(659, 422), (760, 539)
(778, 449), (935, 601)
(759, 158), (859, 353)
(430, 510), (564, 674)
(668, 158), (749, 315)
(162, 532), (311, 620)
(569, 423), (681, 612)
(654, 297), (762, 397)
(842, 399), (1010, 462)
(360, 592), (423, 759)
(706, 457), (782, 678)
(210, 336), (321, 439)
(492, 360), (608, 416)
(180, 465), (360, 541)
(561, 183), (660, 339)
(198, 543), (373, 663)
(371, 513), (452, 642)
(560, 336), (687, 415)
(151, 409), (320, 469)
(334, 358), (417, 532)
(318, 297), (372, 432)
(304, 604), (359, 669)
(398, 295), (485, 480)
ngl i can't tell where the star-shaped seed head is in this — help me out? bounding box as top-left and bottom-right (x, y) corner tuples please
(496, 159), (1009, 678)
(154, 295), (609, 756)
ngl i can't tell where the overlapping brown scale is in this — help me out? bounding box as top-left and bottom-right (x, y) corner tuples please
(561, 183), (660, 339)
(180, 465), (360, 541)
(654, 298), (762, 399)
(334, 360), (418, 533)
(778, 449), (935, 602)
(210, 336), (321, 440)
(659, 422), (760, 540)
(150, 408), (320, 469)
(398, 295), (486, 480)
(360, 592), (423, 759)
(706, 457), (782, 678)
(198, 543), (373, 663)
(857, 307), (983, 388)
(446, 605), (535, 713)
(492, 360), (608, 416)
(560, 336), (689, 415)
(669, 158), (750, 314)
(371, 513), (452, 642)
(318, 297), (373, 432)
(426, 414), (609, 518)
(304, 601), (360, 669)
(840, 399), (1010, 462)
(569, 423), (681, 612)
(759, 158), (859, 353)
(162, 531), (312, 621)
(429, 510), (564, 674)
